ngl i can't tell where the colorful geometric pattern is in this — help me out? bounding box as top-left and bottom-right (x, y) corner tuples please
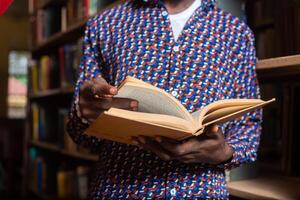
(67, 0), (262, 199)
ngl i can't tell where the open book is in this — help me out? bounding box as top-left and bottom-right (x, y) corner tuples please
(85, 76), (275, 144)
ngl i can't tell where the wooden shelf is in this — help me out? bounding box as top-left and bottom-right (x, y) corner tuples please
(228, 175), (300, 199)
(29, 87), (74, 100)
(29, 141), (98, 162)
(253, 18), (274, 32)
(257, 55), (300, 81)
(29, 187), (60, 200)
(257, 55), (300, 70)
(32, 20), (86, 56)
(38, 0), (67, 10)
(30, 141), (59, 152)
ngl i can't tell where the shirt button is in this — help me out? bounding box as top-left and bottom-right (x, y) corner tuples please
(170, 188), (177, 196)
(173, 46), (179, 52)
(171, 91), (178, 97)
(162, 11), (168, 17)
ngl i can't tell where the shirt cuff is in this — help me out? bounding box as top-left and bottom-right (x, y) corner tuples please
(74, 94), (89, 125)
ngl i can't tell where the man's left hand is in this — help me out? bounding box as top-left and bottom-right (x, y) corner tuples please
(132, 125), (234, 165)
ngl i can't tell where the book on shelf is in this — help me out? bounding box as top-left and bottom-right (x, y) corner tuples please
(31, 0), (113, 44)
(76, 166), (89, 199)
(29, 39), (82, 94)
(29, 151), (90, 198)
(256, 29), (276, 59)
(29, 54), (60, 92)
(40, 55), (60, 91)
(258, 83), (283, 171)
(252, 0), (274, 27)
(57, 165), (90, 199)
(28, 60), (39, 94)
(58, 109), (77, 152)
(29, 155), (47, 194)
(85, 76), (275, 144)
(58, 108), (95, 155)
(59, 39), (82, 89)
(31, 104), (59, 143)
(36, 6), (62, 44)
(28, 0), (37, 15)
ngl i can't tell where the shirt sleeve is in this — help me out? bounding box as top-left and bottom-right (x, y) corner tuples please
(221, 31), (263, 170)
(66, 18), (107, 152)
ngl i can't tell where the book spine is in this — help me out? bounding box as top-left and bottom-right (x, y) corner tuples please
(32, 104), (39, 141)
(83, 0), (89, 18)
(61, 7), (67, 32)
(59, 47), (66, 88)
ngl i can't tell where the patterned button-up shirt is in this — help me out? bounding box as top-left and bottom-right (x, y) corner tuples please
(67, 0), (262, 199)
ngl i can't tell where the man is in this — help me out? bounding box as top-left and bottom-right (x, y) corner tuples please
(67, 0), (262, 198)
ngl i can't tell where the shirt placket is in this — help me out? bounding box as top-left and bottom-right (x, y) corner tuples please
(155, 3), (208, 198)
(158, 5), (189, 199)
(159, 7), (183, 100)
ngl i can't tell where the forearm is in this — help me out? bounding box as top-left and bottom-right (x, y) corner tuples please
(66, 92), (103, 153)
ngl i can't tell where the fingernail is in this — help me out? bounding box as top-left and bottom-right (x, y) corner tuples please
(212, 125), (219, 132)
(137, 136), (146, 144)
(110, 87), (117, 94)
(155, 136), (162, 143)
(130, 101), (138, 108)
(132, 140), (139, 146)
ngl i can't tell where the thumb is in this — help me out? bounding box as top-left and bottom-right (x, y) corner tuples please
(210, 125), (219, 133)
(205, 125), (219, 137)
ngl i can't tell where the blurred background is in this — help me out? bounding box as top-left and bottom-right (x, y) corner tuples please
(0, 0), (299, 199)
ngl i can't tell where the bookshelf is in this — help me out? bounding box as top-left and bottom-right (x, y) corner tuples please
(227, 0), (300, 199)
(32, 20), (86, 56)
(24, 0), (115, 199)
(228, 55), (300, 199)
(29, 87), (74, 101)
(29, 140), (98, 162)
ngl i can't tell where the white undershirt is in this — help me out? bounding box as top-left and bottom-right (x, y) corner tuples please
(168, 0), (202, 41)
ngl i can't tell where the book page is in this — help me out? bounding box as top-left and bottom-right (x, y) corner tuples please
(107, 108), (197, 132)
(85, 113), (193, 144)
(202, 105), (251, 124)
(191, 110), (201, 121)
(197, 99), (265, 122)
(115, 80), (194, 122)
(192, 99), (263, 122)
(201, 99), (275, 126)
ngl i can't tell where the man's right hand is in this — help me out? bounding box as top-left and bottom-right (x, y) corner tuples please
(79, 76), (139, 122)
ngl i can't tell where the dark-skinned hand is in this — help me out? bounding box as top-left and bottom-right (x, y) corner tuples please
(79, 76), (139, 122)
(132, 125), (234, 165)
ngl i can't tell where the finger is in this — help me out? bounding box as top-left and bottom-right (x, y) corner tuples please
(181, 158), (197, 164)
(177, 153), (202, 164)
(111, 98), (139, 111)
(91, 77), (118, 96)
(206, 124), (219, 133)
(177, 152), (215, 164)
(131, 137), (140, 146)
(89, 97), (138, 111)
(204, 124), (220, 138)
(80, 108), (100, 122)
(157, 137), (198, 157)
(137, 136), (173, 161)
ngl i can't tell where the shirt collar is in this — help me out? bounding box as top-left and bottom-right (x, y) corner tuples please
(139, 0), (216, 10)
